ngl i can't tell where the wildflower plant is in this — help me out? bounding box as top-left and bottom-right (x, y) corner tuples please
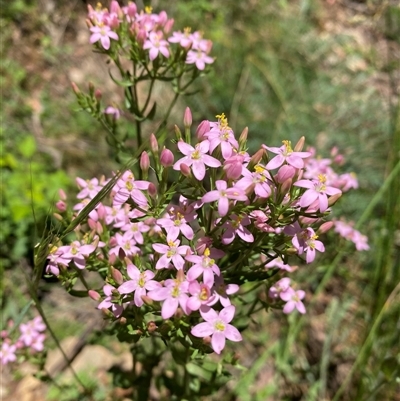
(30, 1), (369, 399)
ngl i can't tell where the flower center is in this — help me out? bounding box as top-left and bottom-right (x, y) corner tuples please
(214, 320), (225, 332)
(282, 140), (293, 156)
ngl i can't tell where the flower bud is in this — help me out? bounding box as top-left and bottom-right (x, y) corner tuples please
(141, 295), (154, 306)
(174, 124), (182, 140)
(71, 82), (81, 96)
(238, 127), (248, 147)
(317, 221), (334, 235)
(160, 148), (174, 167)
(164, 18), (174, 33)
(276, 165), (295, 184)
(94, 89), (102, 100)
(147, 321), (158, 333)
(150, 133), (158, 153)
(101, 308), (115, 318)
(88, 290), (101, 301)
(180, 163), (191, 177)
(59, 189), (67, 201)
(247, 148), (265, 171)
(140, 151), (150, 173)
(196, 120), (210, 141)
(328, 193), (342, 206)
(223, 154), (244, 180)
(53, 213), (63, 221)
(148, 183), (157, 198)
(294, 136), (305, 152)
(111, 267), (124, 285)
(280, 178), (293, 196)
(183, 107), (192, 129)
(108, 253), (117, 266)
(88, 82), (95, 96)
(119, 317), (127, 325)
(56, 200), (67, 213)
(88, 218), (97, 231)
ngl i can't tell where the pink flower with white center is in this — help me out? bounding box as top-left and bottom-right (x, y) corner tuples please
(147, 277), (190, 319)
(191, 305), (242, 354)
(168, 29), (192, 48)
(98, 284), (123, 317)
(76, 177), (103, 199)
(62, 241), (96, 270)
(90, 25), (119, 50)
(157, 208), (195, 241)
(186, 248), (221, 286)
(213, 276), (239, 307)
(19, 321), (41, 347)
(30, 333), (46, 352)
(265, 256), (293, 272)
(236, 165), (272, 198)
(109, 232), (140, 258)
(280, 288), (306, 314)
(221, 214), (254, 245)
(143, 31), (170, 60)
(186, 50), (214, 70)
(207, 114), (239, 159)
(104, 205), (130, 227)
(263, 140), (311, 170)
(268, 277), (292, 300)
(173, 141), (221, 181)
(152, 239), (191, 270)
(187, 281), (218, 312)
(120, 221), (150, 244)
(202, 180), (247, 217)
(294, 174), (342, 213)
(334, 172), (359, 192)
(333, 220), (369, 251)
(118, 264), (161, 307)
(0, 342), (17, 365)
(113, 170), (150, 207)
(292, 228), (325, 263)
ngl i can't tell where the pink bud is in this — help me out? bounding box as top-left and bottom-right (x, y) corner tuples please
(136, 29), (147, 45)
(71, 82), (81, 95)
(294, 136), (305, 152)
(317, 221), (334, 235)
(158, 11), (168, 26)
(148, 183), (157, 198)
(196, 120), (210, 141)
(0, 330), (8, 339)
(328, 193), (342, 206)
(223, 154), (244, 180)
(150, 133), (159, 153)
(109, 252), (117, 265)
(111, 267), (124, 285)
(88, 218), (97, 230)
(53, 213), (63, 221)
(280, 178), (293, 196)
(97, 204), (106, 220)
(125, 2), (137, 17)
(59, 189), (67, 201)
(96, 222), (103, 234)
(183, 107), (192, 128)
(94, 89), (102, 100)
(110, 0), (121, 15)
(140, 151), (150, 172)
(164, 18), (174, 33)
(160, 148), (174, 167)
(55, 200), (67, 213)
(88, 290), (101, 301)
(180, 163), (191, 177)
(239, 127), (248, 146)
(276, 165), (295, 184)
(174, 124), (182, 140)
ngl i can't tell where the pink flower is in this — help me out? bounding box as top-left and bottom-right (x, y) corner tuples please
(76, 177), (103, 199)
(212, 276), (239, 307)
(221, 214), (254, 245)
(90, 25), (119, 50)
(143, 31), (170, 60)
(268, 277), (292, 300)
(191, 305), (242, 354)
(109, 233), (140, 258)
(173, 141), (221, 181)
(187, 281), (217, 312)
(207, 114), (238, 159)
(263, 140), (311, 170)
(265, 256), (293, 272)
(202, 180), (247, 217)
(152, 239), (191, 270)
(98, 284), (124, 317)
(186, 50), (214, 70)
(113, 171), (150, 207)
(292, 228), (325, 263)
(294, 174), (342, 212)
(186, 248), (221, 286)
(168, 29), (192, 48)
(62, 241), (96, 269)
(157, 208), (195, 241)
(236, 165), (272, 198)
(147, 277), (190, 319)
(223, 154), (245, 180)
(120, 221), (150, 244)
(118, 264), (161, 307)
(0, 342), (17, 365)
(280, 289), (306, 314)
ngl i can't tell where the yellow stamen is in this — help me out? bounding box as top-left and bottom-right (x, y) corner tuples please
(204, 248), (211, 257)
(145, 6), (153, 14)
(282, 140), (293, 153)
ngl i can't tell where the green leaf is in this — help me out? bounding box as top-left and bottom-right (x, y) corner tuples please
(186, 362), (213, 381)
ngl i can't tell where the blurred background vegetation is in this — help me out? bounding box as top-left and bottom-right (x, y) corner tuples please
(1, 0), (399, 400)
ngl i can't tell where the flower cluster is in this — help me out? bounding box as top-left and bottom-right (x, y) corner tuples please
(0, 316), (46, 365)
(47, 110), (367, 355)
(87, 1), (213, 70)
